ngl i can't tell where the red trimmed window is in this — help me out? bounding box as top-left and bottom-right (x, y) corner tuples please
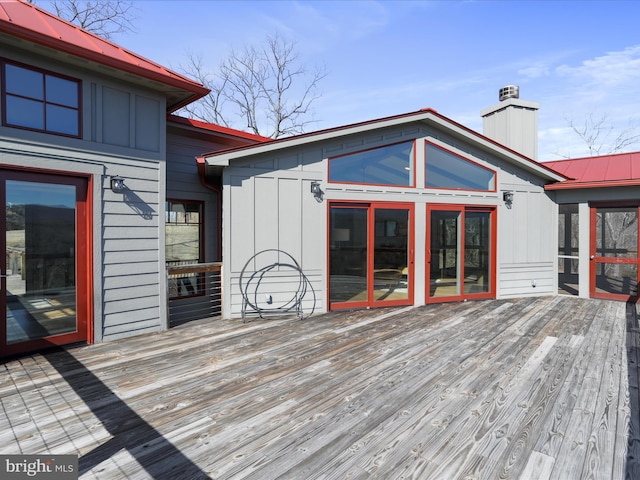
(2, 60), (81, 137)
(328, 140), (415, 187)
(425, 142), (496, 191)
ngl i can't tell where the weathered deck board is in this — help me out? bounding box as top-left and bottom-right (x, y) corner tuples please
(1, 296), (639, 479)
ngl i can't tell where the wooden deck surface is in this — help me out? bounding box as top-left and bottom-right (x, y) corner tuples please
(1, 296), (639, 479)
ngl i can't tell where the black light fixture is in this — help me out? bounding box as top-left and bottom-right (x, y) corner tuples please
(310, 181), (323, 202)
(110, 175), (125, 193)
(503, 190), (514, 204)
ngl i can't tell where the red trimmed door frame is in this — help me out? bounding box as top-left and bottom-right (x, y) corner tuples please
(589, 202), (640, 301)
(328, 201), (415, 311)
(426, 204), (496, 303)
(0, 168), (92, 358)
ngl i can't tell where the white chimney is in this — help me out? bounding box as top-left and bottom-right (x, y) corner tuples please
(481, 85), (539, 160)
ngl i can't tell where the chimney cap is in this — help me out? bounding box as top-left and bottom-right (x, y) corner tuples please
(499, 85), (519, 101)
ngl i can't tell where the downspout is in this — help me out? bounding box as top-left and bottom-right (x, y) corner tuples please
(196, 156), (222, 261)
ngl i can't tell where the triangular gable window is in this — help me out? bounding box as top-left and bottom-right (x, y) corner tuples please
(329, 141), (415, 187)
(426, 142), (495, 191)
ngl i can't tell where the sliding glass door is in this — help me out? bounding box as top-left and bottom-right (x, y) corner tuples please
(329, 203), (413, 309)
(0, 170), (90, 358)
(427, 205), (495, 302)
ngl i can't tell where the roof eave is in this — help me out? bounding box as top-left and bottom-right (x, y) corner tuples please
(545, 179), (640, 191)
(0, 22), (209, 110)
(203, 109), (567, 183)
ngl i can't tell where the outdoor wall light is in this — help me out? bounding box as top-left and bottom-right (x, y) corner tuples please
(310, 181), (323, 202)
(110, 175), (126, 193)
(503, 190), (514, 204)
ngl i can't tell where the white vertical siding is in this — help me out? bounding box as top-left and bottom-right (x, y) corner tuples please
(497, 181), (556, 298)
(221, 124), (559, 317)
(223, 153), (325, 318)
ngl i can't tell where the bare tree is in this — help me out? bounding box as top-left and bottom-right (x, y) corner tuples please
(180, 33), (327, 139)
(564, 112), (640, 157)
(30, 0), (136, 39)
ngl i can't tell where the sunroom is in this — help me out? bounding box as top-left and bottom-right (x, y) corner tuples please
(202, 108), (566, 319)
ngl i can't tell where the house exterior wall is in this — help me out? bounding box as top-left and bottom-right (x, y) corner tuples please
(223, 147), (324, 317)
(221, 122), (557, 318)
(1, 42), (168, 343)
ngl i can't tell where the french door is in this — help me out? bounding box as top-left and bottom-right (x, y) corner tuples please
(329, 202), (414, 310)
(427, 205), (495, 303)
(0, 170), (91, 358)
(590, 204), (640, 301)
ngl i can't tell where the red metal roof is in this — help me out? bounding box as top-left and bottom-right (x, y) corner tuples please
(544, 151), (640, 190)
(0, 0), (209, 111)
(167, 115), (270, 143)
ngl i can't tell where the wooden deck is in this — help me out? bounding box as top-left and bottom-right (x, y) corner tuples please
(1, 296), (639, 479)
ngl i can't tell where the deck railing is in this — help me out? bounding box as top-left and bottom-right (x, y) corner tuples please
(166, 262), (222, 326)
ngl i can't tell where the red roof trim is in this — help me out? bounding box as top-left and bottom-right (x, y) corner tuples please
(202, 107), (569, 181)
(167, 115), (270, 142)
(200, 109), (443, 158)
(0, 1), (209, 104)
(545, 179), (640, 191)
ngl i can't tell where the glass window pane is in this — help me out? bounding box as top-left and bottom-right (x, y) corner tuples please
(329, 141), (414, 186)
(329, 207), (368, 303)
(5, 96), (45, 130)
(373, 209), (409, 302)
(46, 104), (79, 136)
(6, 180), (77, 344)
(46, 75), (78, 107)
(5, 64), (43, 100)
(426, 143), (495, 190)
(430, 211), (460, 298)
(464, 211), (491, 294)
(595, 207), (638, 258)
(165, 201), (202, 264)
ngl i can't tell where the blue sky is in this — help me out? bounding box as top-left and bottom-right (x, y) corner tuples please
(48, 1), (640, 161)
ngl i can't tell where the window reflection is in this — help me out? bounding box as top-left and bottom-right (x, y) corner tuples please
(3, 61), (80, 137)
(426, 143), (495, 191)
(329, 141), (414, 186)
(166, 200), (204, 298)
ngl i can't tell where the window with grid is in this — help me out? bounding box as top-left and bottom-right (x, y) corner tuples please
(2, 60), (81, 137)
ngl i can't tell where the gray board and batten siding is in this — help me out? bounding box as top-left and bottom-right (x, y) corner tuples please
(218, 115), (561, 319)
(166, 124), (223, 263)
(0, 43), (169, 342)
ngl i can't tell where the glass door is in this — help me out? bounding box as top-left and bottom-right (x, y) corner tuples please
(373, 208), (411, 304)
(591, 205), (639, 300)
(1, 170), (90, 357)
(428, 209), (461, 299)
(329, 205), (369, 307)
(427, 205), (494, 303)
(329, 203), (413, 310)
